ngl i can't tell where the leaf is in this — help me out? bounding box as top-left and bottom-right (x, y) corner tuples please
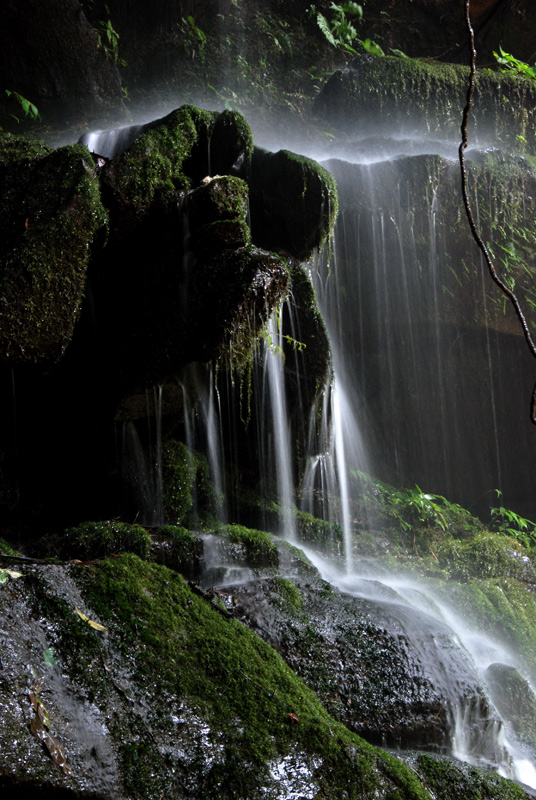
(43, 647), (59, 667)
(317, 12), (337, 48)
(75, 606), (108, 631)
(0, 568), (22, 583)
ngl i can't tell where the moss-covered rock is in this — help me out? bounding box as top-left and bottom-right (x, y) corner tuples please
(224, 523), (279, 568)
(161, 439), (223, 526)
(193, 245), (289, 372)
(414, 753), (529, 800)
(62, 519), (152, 560)
(153, 524), (203, 577)
(0, 553), (446, 799)
(249, 146), (338, 259)
(162, 439), (196, 524)
(486, 663), (536, 751)
(0, 135), (108, 364)
(101, 105), (253, 237)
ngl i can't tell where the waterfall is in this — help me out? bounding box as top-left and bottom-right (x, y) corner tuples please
(79, 108), (536, 788)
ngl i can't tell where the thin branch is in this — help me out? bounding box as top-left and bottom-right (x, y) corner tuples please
(458, 0), (536, 423)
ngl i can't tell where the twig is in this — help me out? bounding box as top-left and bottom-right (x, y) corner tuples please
(458, 0), (536, 424)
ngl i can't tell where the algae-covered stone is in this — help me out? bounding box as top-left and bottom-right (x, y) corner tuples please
(162, 439), (196, 524)
(315, 53), (536, 155)
(0, 553), (446, 799)
(153, 525), (203, 577)
(0, 135), (108, 364)
(249, 147), (338, 259)
(101, 105), (254, 236)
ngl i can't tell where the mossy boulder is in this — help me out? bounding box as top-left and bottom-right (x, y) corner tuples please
(486, 663), (536, 751)
(315, 53), (536, 155)
(161, 439), (223, 526)
(162, 439), (196, 524)
(192, 245), (289, 372)
(152, 525), (203, 577)
(0, 135), (108, 364)
(101, 105), (253, 237)
(249, 147), (338, 259)
(281, 262), (332, 425)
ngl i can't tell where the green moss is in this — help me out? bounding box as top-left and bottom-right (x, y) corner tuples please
(62, 520), (152, 560)
(162, 439), (195, 524)
(296, 509), (343, 550)
(155, 525), (202, 576)
(0, 138), (108, 363)
(160, 439), (224, 527)
(316, 54), (536, 155)
(415, 754), (528, 800)
(273, 576), (305, 614)
(76, 553), (432, 798)
(223, 523), (279, 568)
(25, 569), (108, 697)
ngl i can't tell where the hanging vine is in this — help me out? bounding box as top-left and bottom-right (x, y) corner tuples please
(458, 0), (536, 423)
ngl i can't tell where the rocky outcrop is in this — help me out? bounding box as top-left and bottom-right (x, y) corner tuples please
(314, 53), (536, 155)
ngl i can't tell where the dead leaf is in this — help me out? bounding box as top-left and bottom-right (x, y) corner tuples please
(74, 606), (108, 632)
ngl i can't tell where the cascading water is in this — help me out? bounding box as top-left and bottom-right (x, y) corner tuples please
(80, 108), (536, 790)
(301, 546), (536, 788)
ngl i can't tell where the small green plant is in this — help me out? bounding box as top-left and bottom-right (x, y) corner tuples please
(490, 491), (536, 547)
(182, 15), (207, 63)
(358, 473), (482, 535)
(309, 2), (383, 58)
(311, 2), (362, 56)
(4, 89), (40, 123)
(97, 7), (125, 66)
(493, 46), (536, 81)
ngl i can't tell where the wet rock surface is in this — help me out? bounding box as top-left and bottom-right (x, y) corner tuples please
(217, 555), (492, 751)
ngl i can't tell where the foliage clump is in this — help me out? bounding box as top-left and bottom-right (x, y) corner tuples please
(154, 525), (202, 577)
(414, 754), (528, 800)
